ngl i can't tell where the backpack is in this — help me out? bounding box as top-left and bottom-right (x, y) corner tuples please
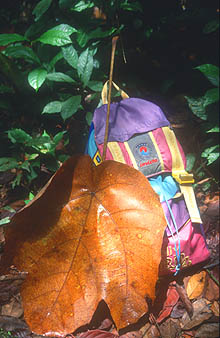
(85, 82), (210, 275)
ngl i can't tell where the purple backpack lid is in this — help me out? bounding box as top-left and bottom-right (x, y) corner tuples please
(93, 98), (170, 144)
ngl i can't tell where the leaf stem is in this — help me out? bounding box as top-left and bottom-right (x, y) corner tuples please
(102, 36), (119, 161)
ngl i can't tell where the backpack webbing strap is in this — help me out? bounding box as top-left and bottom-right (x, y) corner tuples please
(107, 142), (126, 164)
(124, 141), (139, 169)
(102, 81), (129, 105)
(148, 131), (165, 171)
(164, 198), (181, 275)
(162, 126), (202, 223)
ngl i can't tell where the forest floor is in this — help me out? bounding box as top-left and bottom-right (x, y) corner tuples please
(0, 108), (219, 338)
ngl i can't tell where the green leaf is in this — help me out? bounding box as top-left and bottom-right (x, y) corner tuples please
(186, 153), (196, 171)
(33, 0), (52, 21)
(42, 101), (62, 114)
(203, 88), (219, 107)
(21, 161), (30, 172)
(28, 68), (47, 91)
(62, 45), (78, 69)
(77, 30), (89, 47)
(195, 64), (219, 87)
(76, 27), (117, 48)
(0, 217), (10, 226)
(0, 157), (18, 171)
(59, 0), (74, 10)
(145, 27), (153, 39)
(71, 0), (94, 12)
(202, 145), (219, 165)
(46, 72), (76, 83)
(7, 129), (32, 144)
(50, 51), (63, 68)
(0, 33), (27, 46)
(87, 81), (103, 91)
(203, 20), (220, 34)
(4, 45), (40, 64)
(61, 95), (81, 120)
(52, 131), (66, 147)
(185, 96), (207, 120)
(12, 172), (22, 188)
(36, 24), (77, 46)
(78, 48), (93, 86)
(58, 154), (69, 162)
(25, 192), (35, 205)
(86, 111), (93, 125)
(207, 126), (220, 133)
(25, 153), (39, 160)
(30, 133), (51, 148)
(88, 27), (117, 40)
(25, 20), (46, 39)
(120, 1), (143, 12)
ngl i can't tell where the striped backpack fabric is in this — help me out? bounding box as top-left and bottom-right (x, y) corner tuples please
(86, 82), (210, 275)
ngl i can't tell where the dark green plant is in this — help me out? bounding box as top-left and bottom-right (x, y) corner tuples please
(0, 0), (218, 194)
(0, 0), (143, 190)
(185, 64), (219, 190)
(0, 329), (13, 337)
(0, 0), (142, 122)
(0, 128), (68, 188)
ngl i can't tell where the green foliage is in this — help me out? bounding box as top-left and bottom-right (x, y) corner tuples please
(77, 48), (94, 86)
(203, 19), (219, 34)
(0, 33), (27, 46)
(25, 192), (35, 204)
(28, 68), (47, 91)
(33, 0), (53, 22)
(0, 0), (218, 192)
(36, 24), (77, 46)
(0, 129), (68, 188)
(70, 0), (94, 12)
(186, 64), (219, 167)
(195, 64), (219, 87)
(0, 329), (12, 337)
(0, 216), (11, 227)
(0, 0), (122, 129)
(4, 45), (41, 64)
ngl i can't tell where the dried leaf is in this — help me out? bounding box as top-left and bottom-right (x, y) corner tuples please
(194, 323), (219, 338)
(204, 269), (219, 301)
(175, 282), (193, 317)
(0, 271), (27, 305)
(181, 299), (212, 330)
(186, 271), (207, 300)
(203, 192), (219, 217)
(148, 325), (160, 338)
(160, 318), (181, 338)
(1, 294), (23, 318)
(170, 300), (186, 318)
(0, 315), (30, 332)
(211, 301), (219, 317)
(120, 331), (142, 338)
(97, 318), (113, 330)
(156, 284), (179, 323)
(139, 322), (151, 338)
(0, 156), (166, 336)
(79, 330), (118, 338)
(182, 332), (195, 338)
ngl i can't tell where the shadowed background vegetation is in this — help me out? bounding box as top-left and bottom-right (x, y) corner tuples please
(0, 0), (219, 207)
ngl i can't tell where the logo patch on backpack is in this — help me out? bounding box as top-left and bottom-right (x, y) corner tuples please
(127, 134), (161, 176)
(137, 144), (149, 156)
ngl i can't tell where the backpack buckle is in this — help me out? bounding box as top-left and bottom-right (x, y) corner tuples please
(172, 171), (194, 184)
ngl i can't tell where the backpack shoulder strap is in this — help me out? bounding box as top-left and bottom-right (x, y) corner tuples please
(101, 81), (129, 104)
(162, 126), (202, 223)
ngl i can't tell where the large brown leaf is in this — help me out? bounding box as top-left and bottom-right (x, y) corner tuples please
(0, 155), (166, 336)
